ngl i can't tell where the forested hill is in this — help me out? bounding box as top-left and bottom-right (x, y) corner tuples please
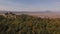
(0, 13), (60, 34)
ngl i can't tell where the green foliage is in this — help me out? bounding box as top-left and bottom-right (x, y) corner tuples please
(0, 14), (60, 34)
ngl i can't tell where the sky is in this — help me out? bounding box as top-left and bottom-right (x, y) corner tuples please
(0, 0), (60, 12)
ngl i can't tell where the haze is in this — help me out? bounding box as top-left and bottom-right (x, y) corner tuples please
(0, 0), (60, 12)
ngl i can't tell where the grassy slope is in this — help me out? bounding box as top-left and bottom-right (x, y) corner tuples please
(0, 14), (60, 34)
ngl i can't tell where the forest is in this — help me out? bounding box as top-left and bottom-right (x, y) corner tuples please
(0, 12), (60, 34)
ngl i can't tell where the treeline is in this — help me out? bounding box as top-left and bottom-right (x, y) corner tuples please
(0, 13), (60, 34)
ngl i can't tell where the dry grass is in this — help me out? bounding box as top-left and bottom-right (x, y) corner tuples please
(28, 13), (60, 18)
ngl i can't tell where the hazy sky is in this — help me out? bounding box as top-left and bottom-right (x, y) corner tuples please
(0, 0), (60, 11)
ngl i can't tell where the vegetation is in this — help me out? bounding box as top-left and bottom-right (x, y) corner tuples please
(0, 13), (60, 34)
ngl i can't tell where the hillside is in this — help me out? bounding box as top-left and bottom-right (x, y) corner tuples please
(0, 13), (60, 34)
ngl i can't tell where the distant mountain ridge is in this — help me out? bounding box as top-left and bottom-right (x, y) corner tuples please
(0, 11), (52, 14)
(0, 11), (60, 18)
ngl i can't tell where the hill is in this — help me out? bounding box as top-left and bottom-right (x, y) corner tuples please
(0, 13), (60, 34)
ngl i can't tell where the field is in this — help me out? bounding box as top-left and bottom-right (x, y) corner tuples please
(28, 13), (60, 18)
(0, 12), (60, 34)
